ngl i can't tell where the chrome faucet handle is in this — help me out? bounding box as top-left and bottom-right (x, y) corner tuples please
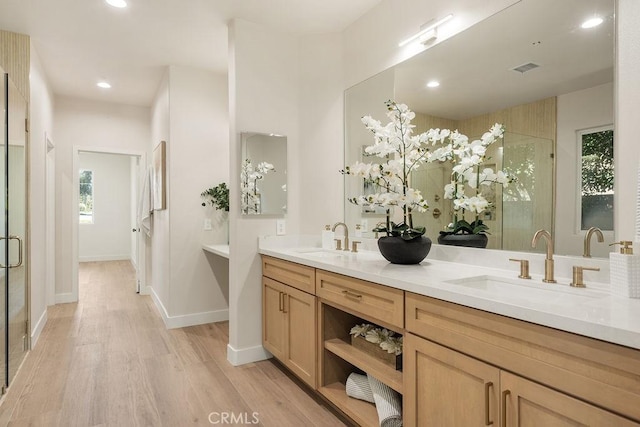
(351, 241), (361, 253)
(570, 266), (600, 288)
(334, 239), (342, 251)
(509, 258), (531, 279)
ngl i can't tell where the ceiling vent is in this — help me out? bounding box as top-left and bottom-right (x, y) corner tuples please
(511, 62), (540, 74)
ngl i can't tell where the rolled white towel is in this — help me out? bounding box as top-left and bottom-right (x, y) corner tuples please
(368, 374), (402, 427)
(346, 373), (374, 403)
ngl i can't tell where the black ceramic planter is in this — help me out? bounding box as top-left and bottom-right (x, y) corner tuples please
(377, 236), (432, 265)
(437, 233), (488, 248)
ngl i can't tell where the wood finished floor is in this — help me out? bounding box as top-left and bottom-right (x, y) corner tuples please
(0, 261), (346, 426)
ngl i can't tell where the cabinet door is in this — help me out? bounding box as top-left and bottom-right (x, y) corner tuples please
(404, 333), (500, 427)
(501, 371), (639, 427)
(284, 285), (316, 388)
(262, 277), (286, 361)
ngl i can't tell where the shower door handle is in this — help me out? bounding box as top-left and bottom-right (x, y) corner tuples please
(0, 235), (23, 268)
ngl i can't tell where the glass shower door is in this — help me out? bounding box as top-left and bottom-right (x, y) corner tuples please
(0, 69), (7, 391)
(2, 70), (28, 388)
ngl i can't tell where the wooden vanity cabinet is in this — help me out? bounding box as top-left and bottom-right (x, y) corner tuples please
(404, 292), (640, 426)
(262, 256), (640, 426)
(316, 270), (405, 427)
(404, 333), (500, 426)
(262, 257), (316, 388)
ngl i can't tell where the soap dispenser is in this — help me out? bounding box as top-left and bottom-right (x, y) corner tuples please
(609, 241), (640, 298)
(322, 225), (335, 250)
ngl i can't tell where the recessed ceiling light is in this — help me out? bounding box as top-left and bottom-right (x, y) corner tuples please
(97, 81), (112, 89)
(581, 17), (603, 29)
(106, 0), (127, 8)
(427, 80), (440, 88)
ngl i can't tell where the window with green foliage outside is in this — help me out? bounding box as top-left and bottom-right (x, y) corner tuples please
(79, 169), (94, 224)
(580, 127), (613, 230)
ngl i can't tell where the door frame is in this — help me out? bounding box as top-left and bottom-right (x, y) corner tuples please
(71, 146), (146, 301)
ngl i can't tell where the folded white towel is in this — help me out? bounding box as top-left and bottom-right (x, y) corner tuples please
(346, 373), (374, 403)
(137, 166), (153, 237)
(368, 374), (402, 427)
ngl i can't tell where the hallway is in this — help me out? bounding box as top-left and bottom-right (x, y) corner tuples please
(0, 261), (345, 426)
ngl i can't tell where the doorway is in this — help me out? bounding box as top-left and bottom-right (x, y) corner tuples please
(71, 147), (146, 301)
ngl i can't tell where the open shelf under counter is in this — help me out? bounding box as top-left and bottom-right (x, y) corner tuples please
(202, 243), (229, 258)
(324, 338), (403, 394)
(319, 382), (379, 427)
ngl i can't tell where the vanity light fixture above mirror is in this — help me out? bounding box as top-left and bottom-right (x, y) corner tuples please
(105, 0), (127, 8)
(398, 14), (453, 47)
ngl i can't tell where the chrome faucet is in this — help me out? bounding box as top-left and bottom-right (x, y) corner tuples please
(532, 229), (556, 283)
(583, 227), (604, 258)
(332, 222), (350, 251)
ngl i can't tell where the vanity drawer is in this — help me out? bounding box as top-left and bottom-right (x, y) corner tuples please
(316, 270), (404, 329)
(262, 256), (316, 294)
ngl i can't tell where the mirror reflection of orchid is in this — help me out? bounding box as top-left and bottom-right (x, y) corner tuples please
(342, 100), (515, 241)
(429, 124), (515, 236)
(241, 159), (275, 214)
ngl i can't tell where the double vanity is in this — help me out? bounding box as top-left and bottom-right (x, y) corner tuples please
(259, 236), (640, 426)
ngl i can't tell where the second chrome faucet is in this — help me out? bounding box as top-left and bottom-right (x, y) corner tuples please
(532, 229), (556, 283)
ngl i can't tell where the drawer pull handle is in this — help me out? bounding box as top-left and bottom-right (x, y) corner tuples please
(484, 382), (493, 425)
(279, 292), (284, 312)
(342, 290), (362, 299)
(501, 389), (510, 426)
(282, 294), (288, 313)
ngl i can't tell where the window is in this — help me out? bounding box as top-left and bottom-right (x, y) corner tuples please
(579, 126), (613, 230)
(79, 169), (94, 224)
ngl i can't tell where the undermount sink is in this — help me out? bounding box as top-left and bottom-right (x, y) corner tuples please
(293, 247), (380, 261)
(444, 275), (607, 305)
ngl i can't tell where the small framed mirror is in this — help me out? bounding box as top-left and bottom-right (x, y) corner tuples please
(240, 132), (287, 216)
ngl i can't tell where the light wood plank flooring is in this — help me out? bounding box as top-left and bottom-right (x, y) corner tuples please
(0, 261), (346, 426)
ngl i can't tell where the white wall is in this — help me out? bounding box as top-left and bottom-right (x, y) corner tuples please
(556, 83), (614, 257)
(53, 97), (150, 302)
(616, 0), (640, 242)
(228, 19), (302, 364)
(298, 32), (345, 233)
(149, 70), (170, 305)
(28, 43), (54, 346)
(148, 66), (230, 328)
(78, 151), (132, 262)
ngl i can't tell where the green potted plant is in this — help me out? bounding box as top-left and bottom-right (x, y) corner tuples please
(428, 124), (514, 248)
(342, 101), (432, 264)
(201, 182), (229, 211)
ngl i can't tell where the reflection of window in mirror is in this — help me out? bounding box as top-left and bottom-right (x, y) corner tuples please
(79, 169), (94, 224)
(580, 126), (614, 231)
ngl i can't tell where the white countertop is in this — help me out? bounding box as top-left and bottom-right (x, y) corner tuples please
(258, 236), (640, 350)
(202, 244), (230, 259)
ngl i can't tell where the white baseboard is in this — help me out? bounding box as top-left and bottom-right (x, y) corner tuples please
(139, 285), (152, 295)
(226, 343), (272, 366)
(55, 292), (77, 304)
(78, 255), (131, 262)
(30, 309), (48, 349)
(149, 287), (229, 329)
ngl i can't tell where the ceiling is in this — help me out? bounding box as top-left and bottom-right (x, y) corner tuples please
(0, 0), (381, 106)
(394, 0), (614, 120)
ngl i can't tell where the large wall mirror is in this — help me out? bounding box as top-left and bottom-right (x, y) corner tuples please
(345, 0), (614, 257)
(241, 132), (287, 216)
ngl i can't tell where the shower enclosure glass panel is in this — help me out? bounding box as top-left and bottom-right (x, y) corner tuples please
(1, 69), (28, 388)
